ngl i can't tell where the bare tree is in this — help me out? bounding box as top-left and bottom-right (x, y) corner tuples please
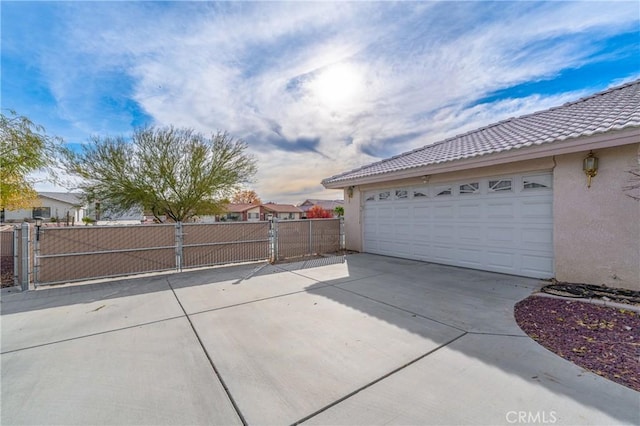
(232, 189), (261, 205)
(66, 126), (257, 222)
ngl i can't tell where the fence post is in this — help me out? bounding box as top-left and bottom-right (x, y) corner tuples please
(20, 222), (30, 291)
(340, 216), (345, 250)
(33, 223), (41, 287)
(308, 220), (313, 256)
(269, 217), (278, 262)
(175, 222), (183, 272)
(13, 226), (18, 286)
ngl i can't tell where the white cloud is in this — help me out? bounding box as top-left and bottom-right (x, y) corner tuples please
(21, 1), (640, 203)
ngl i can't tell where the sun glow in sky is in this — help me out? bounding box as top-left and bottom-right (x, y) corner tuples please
(310, 63), (365, 109)
(2, 1), (639, 203)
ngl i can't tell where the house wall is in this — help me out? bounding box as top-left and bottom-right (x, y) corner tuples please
(3, 198), (85, 223)
(247, 206), (261, 221)
(554, 144), (640, 290)
(342, 146), (640, 290)
(275, 212), (301, 220)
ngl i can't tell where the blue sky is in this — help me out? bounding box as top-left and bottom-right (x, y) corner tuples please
(2, 1), (639, 203)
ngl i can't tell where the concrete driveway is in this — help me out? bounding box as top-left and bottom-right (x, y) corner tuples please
(1, 254), (637, 425)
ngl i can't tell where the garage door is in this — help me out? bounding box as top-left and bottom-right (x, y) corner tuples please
(363, 173), (554, 278)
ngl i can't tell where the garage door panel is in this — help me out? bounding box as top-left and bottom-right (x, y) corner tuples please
(433, 225), (455, 242)
(459, 203), (483, 218)
(394, 206), (410, 219)
(521, 199), (553, 218)
(363, 173), (554, 278)
(412, 224), (431, 238)
(434, 205), (454, 218)
(521, 254), (554, 277)
(395, 224), (412, 238)
(487, 227), (516, 244)
(457, 247), (483, 267)
(378, 207), (394, 218)
(390, 241), (412, 255)
(486, 202), (515, 218)
(413, 205), (431, 219)
(432, 244), (456, 263)
(521, 227), (553, 246)
(411, 242), (431, 258)
(378, 227), (394, 238)
(486, 250), (516, 269)
(458, 225), (483, 242)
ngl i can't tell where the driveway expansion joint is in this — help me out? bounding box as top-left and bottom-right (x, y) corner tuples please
(165, 277), (247, 426)
(186, 283), (334, 317)
(292, 331), (468, 425)
(0, 315), (186, 355)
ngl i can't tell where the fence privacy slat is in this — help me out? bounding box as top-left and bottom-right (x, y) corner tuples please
(9, 219), (342, 287)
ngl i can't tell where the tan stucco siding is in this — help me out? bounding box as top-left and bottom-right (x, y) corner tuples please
(554, 144), (640, 290)
(343, 187), (363, 252)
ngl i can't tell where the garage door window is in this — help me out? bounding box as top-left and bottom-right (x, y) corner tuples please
(395, 189), (408, 199)
(489, 179), (512, 192)
(523, 174), (552, 190)
(436, 186), (452, 196)
(459, 182), (479, 194)
(413, 188), (428, 198)
(378, 191), (391, 200)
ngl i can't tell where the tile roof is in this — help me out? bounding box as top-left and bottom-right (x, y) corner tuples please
(323, 79), (640, 186)
(262, 203), (304, 213)
(225, 203), (260, 213)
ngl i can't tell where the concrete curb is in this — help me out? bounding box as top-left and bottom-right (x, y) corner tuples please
(532, 292), (640, 313)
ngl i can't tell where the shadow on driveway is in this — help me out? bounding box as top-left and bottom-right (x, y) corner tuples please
(1, 254), (637, 425)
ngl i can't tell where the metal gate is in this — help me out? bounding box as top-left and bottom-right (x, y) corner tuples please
(15, 218), (342, 287)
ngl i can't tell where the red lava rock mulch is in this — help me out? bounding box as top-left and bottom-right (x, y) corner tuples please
(515, 296), (640, 392)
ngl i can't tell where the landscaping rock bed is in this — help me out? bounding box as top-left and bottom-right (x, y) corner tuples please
(515, 296), (640, 391)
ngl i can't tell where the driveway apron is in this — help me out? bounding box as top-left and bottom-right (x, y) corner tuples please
(2, 254), (638, 425)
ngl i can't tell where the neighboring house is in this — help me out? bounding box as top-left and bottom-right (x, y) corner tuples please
(261, 203), (303, 220)
(2, 192), (86, 224)
(298, 199), (344, 218)
(322, 80), (640, 290)
(221, 203), (303, 221)
(222, 203), (263, 221)
(93, 207), (144, 226)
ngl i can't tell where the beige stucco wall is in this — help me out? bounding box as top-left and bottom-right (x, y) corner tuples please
(554, 144), (640, 290)
(343, 187), (363, 251)
(342, 146), (640, 290)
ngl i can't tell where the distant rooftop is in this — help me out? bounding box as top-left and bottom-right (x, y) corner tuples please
(323, 79), (640, 186)
(39, 192), (84, 206)
(298, 199), (344, 212)
(262, 203), (303, 213)
(225, 203), (260, 213)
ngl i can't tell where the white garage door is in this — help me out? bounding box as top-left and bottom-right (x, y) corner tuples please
(363, 173), (554, 278)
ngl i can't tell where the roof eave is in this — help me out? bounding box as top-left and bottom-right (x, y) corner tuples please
(322, 127), (640, 189)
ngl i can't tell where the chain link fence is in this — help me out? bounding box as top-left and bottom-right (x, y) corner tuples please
(1, 230), (14, 287)
(10, 218), (343, 288)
